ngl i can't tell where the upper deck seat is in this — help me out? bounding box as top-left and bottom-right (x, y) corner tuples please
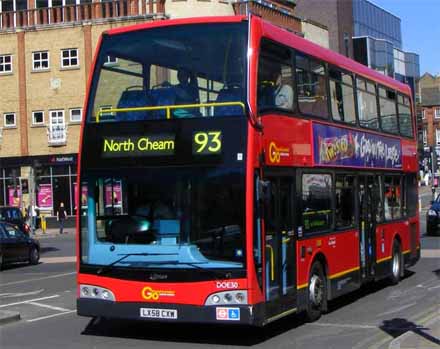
(214, 86), (244, 116)
(116, 90), (152, 121)
(150, 86), (177, 119)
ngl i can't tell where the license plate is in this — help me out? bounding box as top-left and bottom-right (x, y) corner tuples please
(140, 308), (177, 319)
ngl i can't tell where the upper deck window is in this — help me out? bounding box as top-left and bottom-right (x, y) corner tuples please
(88, 23), (247, 123)
(378, 87), (398, 134)
(398, 94), (413, 138)
(296, 53), (328, 119)
(356, 77), (378, 130)
(329, 67), (356, 124)
(257, 40), (294, 113)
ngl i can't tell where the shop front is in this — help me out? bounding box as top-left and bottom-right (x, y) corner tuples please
(0, 154), (78, 225)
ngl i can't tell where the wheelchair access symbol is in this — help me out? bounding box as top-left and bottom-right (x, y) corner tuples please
(216, 307), (240, 321)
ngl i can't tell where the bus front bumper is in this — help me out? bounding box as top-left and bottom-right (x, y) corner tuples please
(77, 298), (263, 325)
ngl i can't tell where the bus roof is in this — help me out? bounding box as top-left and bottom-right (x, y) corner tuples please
(104, 15), (411, 97)
(105, 15), (247, 36)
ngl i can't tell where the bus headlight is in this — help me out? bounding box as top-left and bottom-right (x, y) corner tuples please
(205, 290), (248, 305)
(79, 284), (115, 301)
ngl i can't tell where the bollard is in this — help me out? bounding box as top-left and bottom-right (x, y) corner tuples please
(41, 215), (46, 234)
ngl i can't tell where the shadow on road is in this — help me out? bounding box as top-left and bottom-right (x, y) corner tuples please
(380, 318), (440, 346)
(327, 270), (415, 313)
(80, 271), (417, 345)
(81, 314), (304, 346)
(40, 247), (59, 254)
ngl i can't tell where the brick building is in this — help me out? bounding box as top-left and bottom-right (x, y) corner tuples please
(0, 0), (328, 218)
(418, 73), (440, 173)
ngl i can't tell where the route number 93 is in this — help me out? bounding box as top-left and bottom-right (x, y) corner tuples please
(193, 131), (222, 154)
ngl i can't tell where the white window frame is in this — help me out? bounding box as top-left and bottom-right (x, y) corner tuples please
(0, 54), (13, 74)
(60, 48), (79, 68)
(436, 129), (440, 145)
(32, 51), (50, 71)
(4, 113), (16, 128)
(422, 109), (426, 119)
(436, 108), (440, 119)
(32, 111), (45, 125)
(69, 108), (82, 123)
(423, 128), (427, 146)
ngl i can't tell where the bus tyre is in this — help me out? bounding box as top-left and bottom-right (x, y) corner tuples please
(305, 261), (327, 322)
(29, 247), (40, 265)
(389, 241), (402, 285)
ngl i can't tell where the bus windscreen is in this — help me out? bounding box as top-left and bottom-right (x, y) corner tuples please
(87, 22), (248, 122)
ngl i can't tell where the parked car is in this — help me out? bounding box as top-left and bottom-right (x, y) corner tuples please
(0, 222), (40, 270)
(426, 196), (440, 236)
(0, 206), (31, 235)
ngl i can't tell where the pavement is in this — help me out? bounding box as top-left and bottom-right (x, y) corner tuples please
(31, 227), (75, 238)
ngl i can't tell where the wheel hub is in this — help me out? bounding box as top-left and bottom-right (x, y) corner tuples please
(309, 274), (323, 306)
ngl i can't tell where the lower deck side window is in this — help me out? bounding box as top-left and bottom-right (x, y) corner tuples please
(301, 173), (332, 233)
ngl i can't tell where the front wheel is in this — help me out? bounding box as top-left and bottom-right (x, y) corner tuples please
(305, 261), (327, 322)
(389, 240), (402, 285)
(29, 247), (40, 265)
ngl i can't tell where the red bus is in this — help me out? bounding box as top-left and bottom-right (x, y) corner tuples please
(76, 15), (420, 326)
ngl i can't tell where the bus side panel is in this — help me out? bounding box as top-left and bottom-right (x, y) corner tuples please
(296, 230), (360, 306)
(375, 221), (413, 279)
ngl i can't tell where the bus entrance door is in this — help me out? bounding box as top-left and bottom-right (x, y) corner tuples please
(358, 176), (378, 282)
(263, 172), (297, 318)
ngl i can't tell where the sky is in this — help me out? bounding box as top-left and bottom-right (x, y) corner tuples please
(370, 0), (440, 76)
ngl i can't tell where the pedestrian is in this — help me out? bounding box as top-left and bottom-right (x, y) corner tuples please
(30, 203), (39, 234)
(57, 202), (67, 234)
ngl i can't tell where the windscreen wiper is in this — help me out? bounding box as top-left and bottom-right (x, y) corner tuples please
(143, 260), (233, 280)
(96, 252), (178, 275)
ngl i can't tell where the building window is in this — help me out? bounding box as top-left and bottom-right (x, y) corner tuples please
(61, 49), (79, 68)
(422, 109), (426, 119)
(4, 113), (16, 128)
(32, 111), (44, 125)
(70, 108), (82, 123)
(436, 129), (440, 145)
(32, 51), (50, 71)
(436, 108), (440, 119)
(423, 128), (427, 146)
(0, 55), (12, 73)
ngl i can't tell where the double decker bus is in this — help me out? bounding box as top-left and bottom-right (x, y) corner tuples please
(76, 15), (420, 326)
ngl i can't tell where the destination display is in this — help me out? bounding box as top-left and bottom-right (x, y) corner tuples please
(102, 134), (176, 158)
(313, 123), (402, 169)
(102, 131), (223, 158)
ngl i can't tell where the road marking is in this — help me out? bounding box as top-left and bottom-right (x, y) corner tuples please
(421, 249), (440, 258)
(27, 310), (76, 323)
(428, 284), (440, 291)
(0, 295), (59, 308)
(376, 302), (417, 317)
(28, 302), (72, 312)
(0, 289), (44, 299)
(40, 256), (76, 264)
(0, 272), (76, 287)
(310, 322), (377, 329)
